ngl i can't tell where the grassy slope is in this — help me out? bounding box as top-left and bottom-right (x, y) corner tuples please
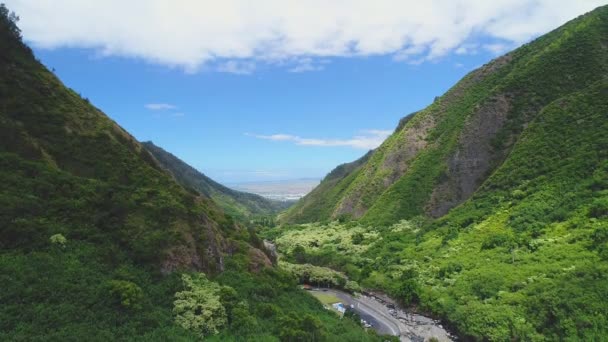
(282, 5), (608, 226)
(0, 7), (382, 341)
(142, 141), (288, 221)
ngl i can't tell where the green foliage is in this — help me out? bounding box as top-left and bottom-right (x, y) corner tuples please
(173, 273), (227, 337)
(589, 197), (608, 219)
(108, 280), (144, 310)
(280, 261), (353, 290)
(278, 313), (325, 341)
(352, 232), (364, 245)
(50, 233), (67, 247)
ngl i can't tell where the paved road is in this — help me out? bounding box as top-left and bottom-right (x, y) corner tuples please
(309, 289), (454, 342)
(311, 289), (400, 336)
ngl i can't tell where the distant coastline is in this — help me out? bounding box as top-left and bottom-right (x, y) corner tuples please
(228, 178), (320, 201)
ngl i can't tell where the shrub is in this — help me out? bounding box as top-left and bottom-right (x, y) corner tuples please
(49, 233), (67, 247)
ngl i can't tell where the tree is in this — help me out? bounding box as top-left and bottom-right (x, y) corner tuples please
(173, 273), (227, 338)
(108, 280), (144, 310)
(292, 245), (307, 263)
(278, 313), (325, 342)
(219, 285), (240, 323)
(394, 269), (419, 305)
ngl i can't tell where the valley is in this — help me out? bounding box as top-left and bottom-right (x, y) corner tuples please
(1, 2), (608, 341)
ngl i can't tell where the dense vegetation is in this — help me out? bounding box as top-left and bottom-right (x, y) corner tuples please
(266, 5), (608, 341)
(142, 141), (289, 222)
(0, 5), (383, 341)
(282, 5), (608, 226)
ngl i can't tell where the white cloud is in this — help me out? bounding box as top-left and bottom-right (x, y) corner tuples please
(454, 43), (479, 55)
(145, 103), (176, 110)
(246, 129), (392, 150)
(5, 0), (605, 72)
(289, 58), (324, 73)
(483, 43), (511, 55)
(216, 60), (256, 75)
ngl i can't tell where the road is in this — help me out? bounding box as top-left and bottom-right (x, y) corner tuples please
(308, 289), (454, 342)
(311, 289), (399, 336)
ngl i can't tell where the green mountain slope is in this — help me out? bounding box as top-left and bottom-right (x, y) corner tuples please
(0, 6), (384, 341)
(282, 5), (608, 226)
(266, 5), (608, 340)
(142, 141), (289, 221)
(269, 76), (608, 340)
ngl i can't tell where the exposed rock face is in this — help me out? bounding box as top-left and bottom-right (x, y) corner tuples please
(161, 215), (227, 275)
(333, 113), (437, 219)
(382, 114), (436, 186)
(263, 240), (278, 261)
(426, 93), (512, 217)
(330, 59), (504, 221)
(247, 247), (273, 273)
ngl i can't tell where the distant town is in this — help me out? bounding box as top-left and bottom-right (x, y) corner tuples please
(229, 178), (320, 201)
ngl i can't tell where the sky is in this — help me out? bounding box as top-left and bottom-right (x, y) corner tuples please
(5, 0), (606, 183)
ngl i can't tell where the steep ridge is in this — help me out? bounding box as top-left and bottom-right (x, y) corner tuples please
(282, 5), (608, 225)
(0, 6), (383, 341)
(142, 141), (289, 221)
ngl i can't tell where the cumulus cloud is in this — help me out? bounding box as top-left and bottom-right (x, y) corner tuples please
(145, 103), (176, 110)
(246, 129), (392, 150)
(5, 0), (605, 72)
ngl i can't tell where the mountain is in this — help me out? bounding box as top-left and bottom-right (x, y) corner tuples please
(266, 5), (608, 340)
(278, 150), (372, 223)
(282, 5), (608, 226)
(0, 5), (383, 341)
(142, 141), (289, 221)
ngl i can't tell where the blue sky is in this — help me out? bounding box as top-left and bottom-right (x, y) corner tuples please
(9, 1), (606, 183)
(33, 47), (493, 182)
